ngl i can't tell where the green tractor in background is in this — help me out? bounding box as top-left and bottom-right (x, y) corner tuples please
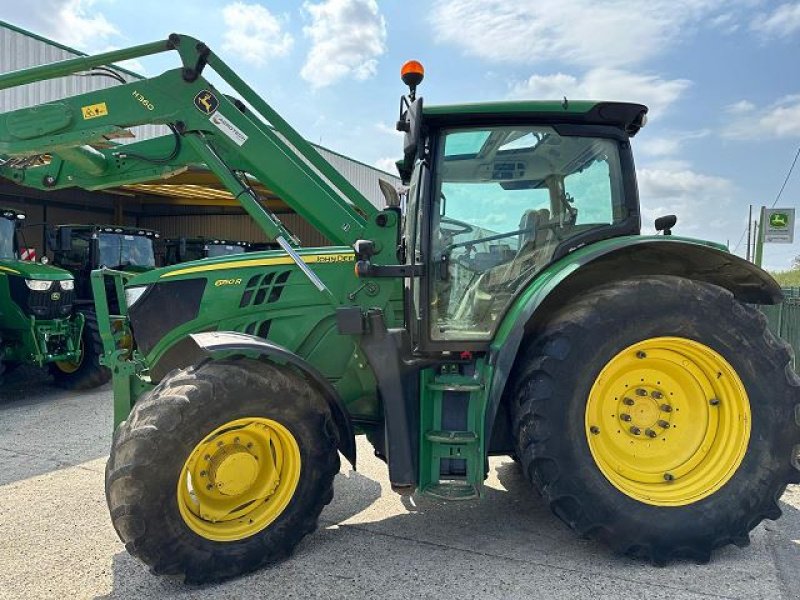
(0, 207), (84, 384)
(46, 224), (159, 388)
(0, 37), (798, 584)
(163, 237), (250, 266)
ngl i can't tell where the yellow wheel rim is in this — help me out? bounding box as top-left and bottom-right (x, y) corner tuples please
(177, 417), (301, 542)
(54, 340), (84, 374)
(585, 337), (750, 506)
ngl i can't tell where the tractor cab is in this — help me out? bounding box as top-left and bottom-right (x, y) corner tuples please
(48, 225), (158, 303)
(163, 237), (250, 266)
(392, 63), (646, 350)
(0, 208), (24, 260)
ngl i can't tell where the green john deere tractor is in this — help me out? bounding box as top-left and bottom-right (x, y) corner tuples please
(0, 37), (798, 584)
(46, 224), (159, 388)
(0, 207), (84, 383)
(163, 237), (250, 266)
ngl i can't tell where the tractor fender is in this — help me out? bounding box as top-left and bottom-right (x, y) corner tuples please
(484, 237), (782, 451)
(180, 331), (357, 468)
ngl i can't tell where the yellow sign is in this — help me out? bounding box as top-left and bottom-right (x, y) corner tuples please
(81, 102), (108, 120)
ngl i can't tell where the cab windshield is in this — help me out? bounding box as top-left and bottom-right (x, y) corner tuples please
(98, 234), (155, 269)
(207, 244), (246, 258)
(0, 218), (16, 259)
(430, 125), (627, 340)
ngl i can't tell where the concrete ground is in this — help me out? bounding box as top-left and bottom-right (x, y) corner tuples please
(1, 368), (799, 600)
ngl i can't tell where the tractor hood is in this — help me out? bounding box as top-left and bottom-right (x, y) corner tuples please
(122, 246), (354, 288)
(0, 258), (74, 280)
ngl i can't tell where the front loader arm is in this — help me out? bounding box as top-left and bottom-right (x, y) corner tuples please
(0, 34), (378, 247)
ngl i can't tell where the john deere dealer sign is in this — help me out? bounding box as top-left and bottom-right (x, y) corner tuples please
(764, 208), (795, 244)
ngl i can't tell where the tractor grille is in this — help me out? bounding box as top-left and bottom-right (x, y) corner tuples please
(9, 278), (73, 320)
(239, 270), (291, 308)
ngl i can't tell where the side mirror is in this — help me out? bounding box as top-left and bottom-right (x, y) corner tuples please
(655, 215), (677, 236)
(52, 227), (72, 251)
(400, 97), (423, 174)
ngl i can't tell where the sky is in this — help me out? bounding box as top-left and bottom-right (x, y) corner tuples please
(3, 0), (800, 269)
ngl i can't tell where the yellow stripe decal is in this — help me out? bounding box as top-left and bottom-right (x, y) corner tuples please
(161, 253), (355, 278)
(0, 265), (21, 275)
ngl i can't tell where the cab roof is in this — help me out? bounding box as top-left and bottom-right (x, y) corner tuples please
(59, 224), (160, 237)
(423, 101), (648, 137)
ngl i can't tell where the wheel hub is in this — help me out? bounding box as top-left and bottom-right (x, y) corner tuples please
(210, 445), (260, 496)
(177, 417), (301, 542)
(585, 337), (751, 506)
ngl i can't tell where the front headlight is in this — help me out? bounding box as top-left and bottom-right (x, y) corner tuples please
(59, 279), (75, 291)
(25, 279), (53, 291)
(125, 285), (149, 308)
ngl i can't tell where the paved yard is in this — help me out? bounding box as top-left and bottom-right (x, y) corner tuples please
(1, 368), (799, 600)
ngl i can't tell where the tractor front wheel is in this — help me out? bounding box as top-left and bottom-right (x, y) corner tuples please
(105, 358), (339, 583)
(50, 310), (110, 390)
(511, 276), (800, 564)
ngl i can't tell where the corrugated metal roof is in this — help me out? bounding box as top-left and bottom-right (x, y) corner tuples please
(0, 21), (401, 209)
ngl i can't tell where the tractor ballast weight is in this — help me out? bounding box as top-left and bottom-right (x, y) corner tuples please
(0, 35), (797, 583)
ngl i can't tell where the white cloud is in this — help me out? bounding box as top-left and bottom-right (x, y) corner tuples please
(752, 2), (800, 38)
(638, 166), (734, 233)
(636, 130), (710, 158)
(374, 157), (399, 174)
(301, 0), (387, 88)
(430, 0), (741, 68)
(3, 0), (118, 50)
(723, 95), (800, 140)
(509, 68), (691, 116)
(221, 2), (293, 67)
(725, 99), (756, 114)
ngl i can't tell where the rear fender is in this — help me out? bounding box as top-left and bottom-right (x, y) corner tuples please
(484, 238), (781, 453)
(173, 331), (356, 468)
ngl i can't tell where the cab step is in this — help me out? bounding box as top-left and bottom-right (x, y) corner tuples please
(425, 430), (478, 444)
(423, 482), (479, 501)
(418, 359), (488, 500)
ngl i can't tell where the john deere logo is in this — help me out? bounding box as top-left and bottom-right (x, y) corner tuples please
(194, 90), (219, 114)
(770, 213), (789, 228)
(50, 292), (61, 301)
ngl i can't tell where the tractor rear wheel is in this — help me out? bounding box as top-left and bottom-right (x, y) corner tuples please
(105, 358), (339, 583)
(511, 276), (800, 564)
(50, 310), (110, 390)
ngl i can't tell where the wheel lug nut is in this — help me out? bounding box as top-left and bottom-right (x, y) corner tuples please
(660, 404), (672, 413)
(206, 484), (213, 490)
(200, 470), (207, 477)
(204, 454), (211, 461)
(645, 429), (657, 438)
(664, 473), (675, 481)
(622, 397), (635, 406)
(651, 390), (663, 400)
(620, 413), (632, 422)
(636, 351), (647, 359)
(590, 426), (600, 435)
(217, 441), (224, 447)
(657, 420), (670, 429)
(709, 398), (720, 406)
(635, 388), (647, 396)
(247, 442), (253, 449)
(630, 426), (641, 435)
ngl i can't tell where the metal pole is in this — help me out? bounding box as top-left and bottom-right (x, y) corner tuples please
(754, 206), (766, 267)
(746, 204), (752, 261)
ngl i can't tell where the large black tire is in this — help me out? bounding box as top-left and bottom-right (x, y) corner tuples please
(105, 358), (340, 584)
(50, 309), (110, 390)
(511, 276), (800, 564)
